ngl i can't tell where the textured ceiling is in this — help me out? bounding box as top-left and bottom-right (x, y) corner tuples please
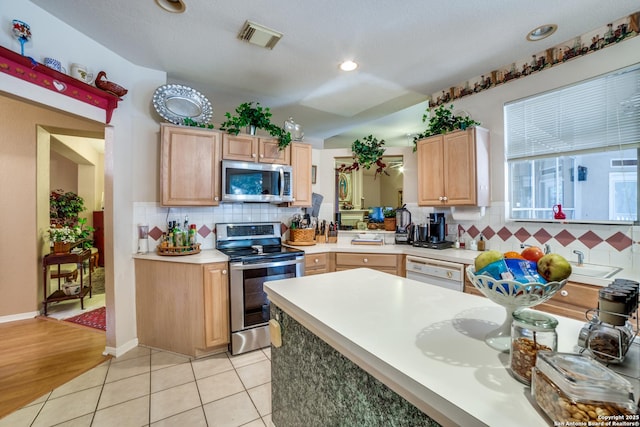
(29, 0), (640, 148)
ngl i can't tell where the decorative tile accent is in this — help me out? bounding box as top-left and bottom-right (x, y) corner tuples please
(514, 227), (532, 242)
(578, 231), (604, 249)
(149, 226), (164, 241)
(198, 224), (211, 238)
(532, 229), (553, 244)
(466, 225), (480, 239)
(554, 230), (577, 247)
(606, 232), (633, 251)
(481, 226), (495, 240)
(497, 227), (513, 241)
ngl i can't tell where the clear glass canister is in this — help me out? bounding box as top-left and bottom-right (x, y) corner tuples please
(510, 310), (558, 384)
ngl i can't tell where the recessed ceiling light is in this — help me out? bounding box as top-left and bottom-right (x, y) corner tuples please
(340, 60), (358, 72)
(155, 0), (186, 13)
(526, 24), (557, 41)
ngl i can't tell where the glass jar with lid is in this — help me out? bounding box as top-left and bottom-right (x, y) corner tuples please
(532, 352), (637, 424)
(509, 310), (558, 384)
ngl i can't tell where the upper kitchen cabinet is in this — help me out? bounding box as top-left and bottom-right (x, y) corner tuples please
(222, 133), (291, 165)
(290, 142), (312, 207)
(417, 127), (490, 206)
(160, 124), (222, 206)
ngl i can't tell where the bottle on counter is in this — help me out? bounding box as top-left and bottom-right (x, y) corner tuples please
(188, 224), (197, 246)
(477, 234), (485, 251)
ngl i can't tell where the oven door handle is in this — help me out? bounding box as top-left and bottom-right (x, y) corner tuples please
(230, 258), (303, 270)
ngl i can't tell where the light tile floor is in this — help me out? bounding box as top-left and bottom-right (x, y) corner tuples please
(0, 346), (275, 427)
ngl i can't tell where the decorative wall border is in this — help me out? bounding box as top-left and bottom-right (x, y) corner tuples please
(428, 11), (640, 108)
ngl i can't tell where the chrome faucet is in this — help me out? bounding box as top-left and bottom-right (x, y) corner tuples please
(572, 250), (584, 266)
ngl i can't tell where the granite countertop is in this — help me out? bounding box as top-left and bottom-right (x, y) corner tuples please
(263, 268), (614, 426)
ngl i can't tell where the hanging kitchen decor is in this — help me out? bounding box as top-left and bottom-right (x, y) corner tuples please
(152, 84), (213, 126)
(337, 134), (388, 178)
(412, 104), (480, 150)
(220, 101), (292, 149)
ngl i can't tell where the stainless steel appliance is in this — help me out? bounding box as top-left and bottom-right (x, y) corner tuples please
(221, 160), (293, 203)
(413, 213), (453, 249)
(216, 222), (305, 355)
(395, 205), (412, 244)
(405, 256), (464, 291)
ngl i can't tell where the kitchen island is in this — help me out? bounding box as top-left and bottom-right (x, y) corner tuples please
(264, 268), (588, 427)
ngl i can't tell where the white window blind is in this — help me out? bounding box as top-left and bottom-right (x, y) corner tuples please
(506, 64), (640, 160)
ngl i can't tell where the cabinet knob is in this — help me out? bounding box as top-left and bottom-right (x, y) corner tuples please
(214, 196), (219, 201)
(442, 196), (448, 201)
(260, 154), (264, 158)
(222, 269), (227, 275)
(363, 258), (368, 263)
(252, 153), (257, 158)
(560, 290), (568, 297)
(314, 258), (319, 263)
(438, 196), (444, 201)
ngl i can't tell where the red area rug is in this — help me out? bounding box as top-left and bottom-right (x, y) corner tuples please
(64, 306), (106, 331)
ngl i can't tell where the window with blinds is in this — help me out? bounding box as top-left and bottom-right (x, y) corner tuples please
(505, 64), (639, 223)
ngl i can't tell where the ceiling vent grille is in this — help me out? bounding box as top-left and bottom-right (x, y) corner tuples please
(237, 20), (283, 49)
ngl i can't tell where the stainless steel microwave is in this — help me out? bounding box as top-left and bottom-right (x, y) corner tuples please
(221, 160), (293, 203)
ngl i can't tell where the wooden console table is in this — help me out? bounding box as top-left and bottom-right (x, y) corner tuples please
(42, 249), (93, 316)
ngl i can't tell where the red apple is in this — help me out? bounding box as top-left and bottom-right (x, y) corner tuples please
(521, 246), (545, 262)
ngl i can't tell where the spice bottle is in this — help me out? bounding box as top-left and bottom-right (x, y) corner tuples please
(510, 310), (558, 385)
(477, 234), (485, 251)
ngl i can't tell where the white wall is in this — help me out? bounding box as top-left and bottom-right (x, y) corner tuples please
(0, 0), (166, 355)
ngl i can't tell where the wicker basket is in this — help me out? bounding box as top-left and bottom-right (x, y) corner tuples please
(290, 228), (315, 242)
(157, 243), (201, 256)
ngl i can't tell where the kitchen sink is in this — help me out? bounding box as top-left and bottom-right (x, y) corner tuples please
(569, 262), (622, 279)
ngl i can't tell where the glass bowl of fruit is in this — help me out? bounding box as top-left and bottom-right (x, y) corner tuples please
(466, 249), (570, 351)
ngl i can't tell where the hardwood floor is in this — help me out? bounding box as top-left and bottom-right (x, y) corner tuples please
(0, 317), (109, 419)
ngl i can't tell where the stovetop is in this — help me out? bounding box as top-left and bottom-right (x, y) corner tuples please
(218, 244), (304, 263)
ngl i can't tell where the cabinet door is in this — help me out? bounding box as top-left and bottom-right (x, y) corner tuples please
(290, 142), (312, 207)
(203, 263), (230, 348)
(222, 134), (258, 161)
(417, 135), (445, 205)
(161, 124), (221, 206)
(443, 130), (476, 205)
(259, 137), (290, 164)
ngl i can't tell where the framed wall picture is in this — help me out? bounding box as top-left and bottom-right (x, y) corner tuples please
(311, 165), (317, 184)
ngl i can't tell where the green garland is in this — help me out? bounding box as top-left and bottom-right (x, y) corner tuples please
(220, 102), (291, 149)
(337, 135), (388, 177)
(413, 104), (480, 150)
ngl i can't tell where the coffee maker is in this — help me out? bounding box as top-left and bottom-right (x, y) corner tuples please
(395, 205), (412, 244)
(413, 213), (453, 249)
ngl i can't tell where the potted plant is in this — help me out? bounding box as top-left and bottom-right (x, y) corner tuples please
(46, 225), (82, 253)
(220, 101), (292, 149)
(412, 104), (480, 150)
(337, 135), (388, 178)
(383, 208), (397, 231)
(50, 189), (86, 227)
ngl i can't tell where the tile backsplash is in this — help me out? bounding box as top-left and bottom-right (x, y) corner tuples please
(133, 202), (304, 252)
(134, 201), (638, 271)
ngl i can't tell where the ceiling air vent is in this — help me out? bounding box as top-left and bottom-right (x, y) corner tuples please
(237, 20), (283, 49)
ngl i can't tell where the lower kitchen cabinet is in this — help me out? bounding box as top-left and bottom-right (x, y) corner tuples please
(335, 252), (403, 276)
(304, 252), (333, 276)
(135, 259), (229, 357)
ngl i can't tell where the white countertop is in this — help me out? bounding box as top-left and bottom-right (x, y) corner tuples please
(132, 249), (228, 264)
(264, 268), (589, 427)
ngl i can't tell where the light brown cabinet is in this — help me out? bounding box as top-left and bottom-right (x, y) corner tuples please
(135, 259), (229, 357)
(335, 252), (403, 276)
(222, 133), (291, 164)
(304, 252), (333, 276)
(290, 141), (313, 207)
(416, 127), (490, 206)
(160, 124), (222, 206)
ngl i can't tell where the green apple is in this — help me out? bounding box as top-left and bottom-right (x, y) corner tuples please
(537, 253), (572, 282)
(474, 250), (504, 272)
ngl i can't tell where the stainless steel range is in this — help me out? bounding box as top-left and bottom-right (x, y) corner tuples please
(216, 222), (305, 355)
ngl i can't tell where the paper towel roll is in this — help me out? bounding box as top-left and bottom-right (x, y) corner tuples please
(451, 206), (486, 221)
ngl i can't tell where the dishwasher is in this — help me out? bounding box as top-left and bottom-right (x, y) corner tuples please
(405, 255), (464, 292)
